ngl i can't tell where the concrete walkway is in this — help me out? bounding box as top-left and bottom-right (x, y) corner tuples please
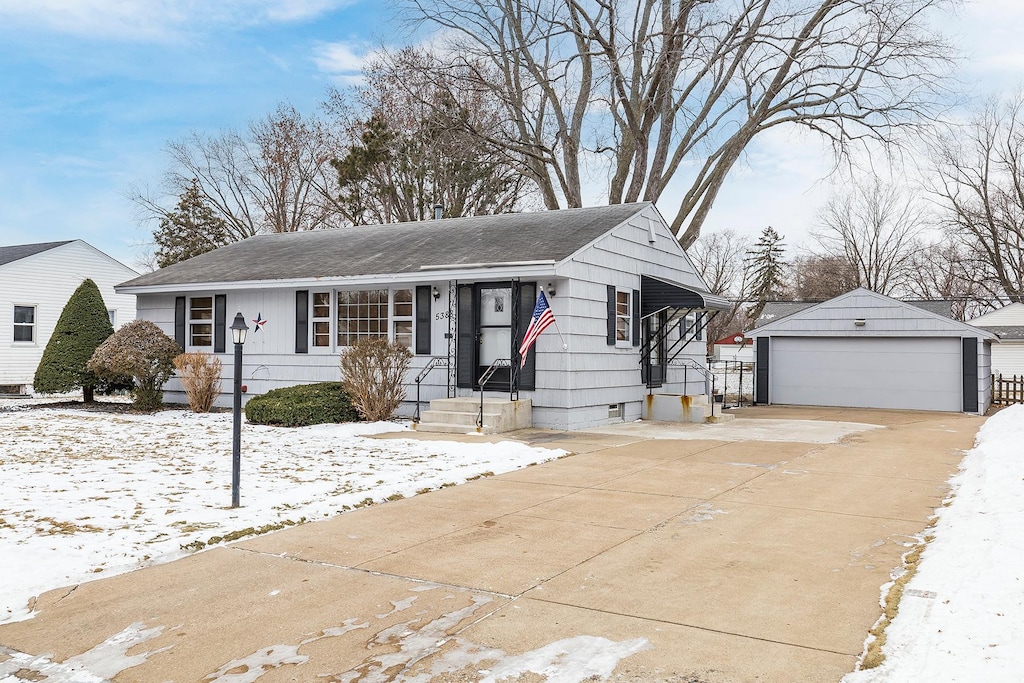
(0, 407), (984, 682)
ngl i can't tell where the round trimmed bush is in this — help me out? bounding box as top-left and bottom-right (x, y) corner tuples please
(244, 382), (361, 427)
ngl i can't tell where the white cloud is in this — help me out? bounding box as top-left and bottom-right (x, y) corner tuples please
(0, 0), (355, 42)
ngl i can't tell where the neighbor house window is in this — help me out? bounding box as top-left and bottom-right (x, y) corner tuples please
(392, 289), (413, 348)
(189, 296), (213, 347)
(107, 309), (116, 326)
(312, 292), (332, 347)
(13, 305), (35, 343)
(615, 290), (631, 344)
(337, 289), (389, 346)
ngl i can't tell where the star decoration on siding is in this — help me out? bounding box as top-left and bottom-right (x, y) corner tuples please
(252, 312), (267, 332)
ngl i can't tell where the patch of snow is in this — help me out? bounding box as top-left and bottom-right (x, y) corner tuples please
(843, 404), (1024, 682)
(0, 408), (564, 624)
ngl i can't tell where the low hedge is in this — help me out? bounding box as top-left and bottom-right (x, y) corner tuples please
(244, 382), (361, 427)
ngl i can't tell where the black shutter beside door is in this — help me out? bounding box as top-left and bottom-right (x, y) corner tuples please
(456, 285), (476, 388)
(415, 286), (432, 355)
(517, 282), (536, 390)
(632, 289), (641, 347)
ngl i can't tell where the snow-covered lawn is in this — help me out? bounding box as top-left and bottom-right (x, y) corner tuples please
(844, 403), (1024, 682)
(0, 404), (563, 625)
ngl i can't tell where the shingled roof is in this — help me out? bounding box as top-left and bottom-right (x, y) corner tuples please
(0, 241), (73, 268)
(120, 204), (652, 289)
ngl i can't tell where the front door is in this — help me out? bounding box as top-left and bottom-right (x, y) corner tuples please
(478, 284), (513, 390)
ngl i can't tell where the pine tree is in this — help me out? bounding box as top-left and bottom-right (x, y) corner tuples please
(153, 178), (231, 268)
(33, 279), (114, 403)
(745, 226), (789, 323)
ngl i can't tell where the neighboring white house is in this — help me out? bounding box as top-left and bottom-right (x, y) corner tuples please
(1, 240), (139, 394)
(116, 203), (729, 430)
(746, 288), (995, 414)
(968, 303), (1024, 377)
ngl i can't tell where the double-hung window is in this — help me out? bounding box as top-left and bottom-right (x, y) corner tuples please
(13, 305), (35, 343)
(312, 292), (332, 347)
(189, 297), (213, 348)
(615, 290), (631, 345)
(392, 289), (413, 348)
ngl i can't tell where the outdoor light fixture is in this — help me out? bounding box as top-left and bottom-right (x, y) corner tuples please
(432, 286), (440, 300)
(854, 318), (867, 327)
(546, 282), (556, 296)
(230, 312), (249, 508)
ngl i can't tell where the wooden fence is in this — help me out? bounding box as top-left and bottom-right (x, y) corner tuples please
(992, 374), (1024, 405)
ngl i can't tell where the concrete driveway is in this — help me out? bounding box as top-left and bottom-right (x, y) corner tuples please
(0, 407), (983, 682)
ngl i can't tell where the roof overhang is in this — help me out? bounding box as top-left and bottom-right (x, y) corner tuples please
(640, 275), (731, 318)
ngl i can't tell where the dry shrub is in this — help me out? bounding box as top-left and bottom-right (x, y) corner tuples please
(173, 352), (223, 413)
(339, 338), (412, 421)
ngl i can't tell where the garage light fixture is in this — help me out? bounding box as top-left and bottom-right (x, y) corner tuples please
(854, 318), (867, 327)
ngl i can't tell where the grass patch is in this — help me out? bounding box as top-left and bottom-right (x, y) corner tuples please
(180, 517), (307, 552)
(861, 536), (932, 669)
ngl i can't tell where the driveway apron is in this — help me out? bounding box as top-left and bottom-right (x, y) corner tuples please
(0, 407), (983, 682)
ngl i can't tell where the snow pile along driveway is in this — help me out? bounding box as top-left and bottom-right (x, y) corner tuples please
(845, 403), (1024, 682)
(0, 407), (564, 625)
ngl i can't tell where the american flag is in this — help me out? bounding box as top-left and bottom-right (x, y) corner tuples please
(518, 291), (555, 367)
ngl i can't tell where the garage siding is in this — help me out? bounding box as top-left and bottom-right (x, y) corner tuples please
(770, 337), (963, 412)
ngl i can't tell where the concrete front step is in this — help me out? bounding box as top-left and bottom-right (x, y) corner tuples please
(414, 397), (533, 434)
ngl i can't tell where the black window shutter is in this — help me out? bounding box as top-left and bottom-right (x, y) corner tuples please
(174, 296), (186, 350)
(632, 289), (641, 346)
(606, 285), (616, 345)
(415, 286), (432, 355)
(456, 285), (476, 388)
(295, 290), (308, 354)
(214, 294), (226, 353)
(517, 282), (537, 390)
(962, 337), (978, 413)
(755, 337), (770, 404)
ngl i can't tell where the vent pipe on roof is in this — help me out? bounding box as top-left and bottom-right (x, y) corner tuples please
(433, 203), (443, 220)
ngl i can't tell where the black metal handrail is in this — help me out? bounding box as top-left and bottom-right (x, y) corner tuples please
(667, 357), (714, 405)
(413, 356), (450, 423)
(477, 358), (512, 428)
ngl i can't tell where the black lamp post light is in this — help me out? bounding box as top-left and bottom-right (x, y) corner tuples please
(230, 312), (249, 508)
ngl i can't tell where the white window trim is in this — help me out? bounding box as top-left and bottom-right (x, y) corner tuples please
(310, 290), (334, 353)
(332, 287), (415, 350)
(615, 289), (632, 348)
(12, 304), (37, 345)
(188, 295), (214, 350)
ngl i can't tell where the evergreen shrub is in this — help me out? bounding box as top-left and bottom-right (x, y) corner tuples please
(244, 382), (360, 427)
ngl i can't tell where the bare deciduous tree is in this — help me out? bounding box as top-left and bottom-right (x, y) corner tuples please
(791, 254), (860, 301)
(324, 48), (534, 225)
(811, 178), (926, 296)
(929, 95), (1024, 305)
(132, 103), (342, 243)
(403, 0), (955, 246)
(905, 241), (982, 321)
(689, 229), (749, 350)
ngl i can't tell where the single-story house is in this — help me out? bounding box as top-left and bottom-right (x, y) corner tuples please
(968, 303), (1024, 377)
(712, 333), (753, 363)
(1, 240), (138, 394)
(116, 203), (729, 430)
(745, 288), (995, 414)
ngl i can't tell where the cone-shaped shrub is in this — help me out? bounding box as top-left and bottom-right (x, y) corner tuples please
(33, 279), (114, 403)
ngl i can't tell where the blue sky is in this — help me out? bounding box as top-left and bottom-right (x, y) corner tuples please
(1, 0), (1022, 270)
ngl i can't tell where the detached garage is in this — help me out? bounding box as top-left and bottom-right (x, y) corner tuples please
(746, 289), (995, 414)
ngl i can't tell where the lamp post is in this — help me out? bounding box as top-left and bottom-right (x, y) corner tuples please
(230, 312), (249, 508)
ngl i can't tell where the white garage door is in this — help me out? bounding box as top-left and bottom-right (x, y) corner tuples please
(770, 337), (963, 412)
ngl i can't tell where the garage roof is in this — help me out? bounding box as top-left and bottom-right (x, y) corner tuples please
(747, 288), (997, 340)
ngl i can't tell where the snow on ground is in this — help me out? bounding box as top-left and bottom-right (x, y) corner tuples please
(0, 404), (564, 625)
(844, 403), (1024, 683)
